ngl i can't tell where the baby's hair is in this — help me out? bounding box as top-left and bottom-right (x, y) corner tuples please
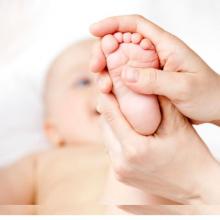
(43, 38), (96, 118)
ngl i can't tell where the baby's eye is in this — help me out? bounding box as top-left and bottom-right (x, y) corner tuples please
(73, 78), (92, 88)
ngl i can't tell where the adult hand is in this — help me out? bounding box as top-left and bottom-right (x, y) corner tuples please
(90, 15), (220, 125)
(98, 93), (220, 205)
(118, 205), (220, 215)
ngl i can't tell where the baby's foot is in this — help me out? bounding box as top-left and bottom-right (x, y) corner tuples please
(101, 32), (161, 135)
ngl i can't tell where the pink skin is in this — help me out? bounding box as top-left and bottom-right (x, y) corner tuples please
(101, 32), (161, 135)
(131, 33), (143, 44)
(114, 32), (123, 43)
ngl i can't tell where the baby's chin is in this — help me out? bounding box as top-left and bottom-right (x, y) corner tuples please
(67, 131), (103, 147)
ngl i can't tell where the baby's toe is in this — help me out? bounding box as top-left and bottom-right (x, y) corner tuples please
(114, 32), (123, 43)
(131, 33), (143, 44)
(101, 34), (119, 56)
(140, 38), (154, 50)
(123, 32), (132, 43)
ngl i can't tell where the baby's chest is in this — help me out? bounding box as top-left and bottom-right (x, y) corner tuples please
(35, 160), (108, 213)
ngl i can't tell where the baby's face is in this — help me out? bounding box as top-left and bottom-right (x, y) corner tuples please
(45, 41), (102, 146)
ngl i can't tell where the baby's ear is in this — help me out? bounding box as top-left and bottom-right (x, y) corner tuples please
(44, 120), (65, 147)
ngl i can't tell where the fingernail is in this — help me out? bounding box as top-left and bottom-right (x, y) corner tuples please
(122, 67), (139, 82)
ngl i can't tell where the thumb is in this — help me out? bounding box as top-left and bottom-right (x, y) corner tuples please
(157, 96), (190, 135)
(122, 67), (190, 101)
(90, 40), (106, 73)
(97, 94), (135, 142)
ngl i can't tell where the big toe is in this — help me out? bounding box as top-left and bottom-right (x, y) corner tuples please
(101, 34), (119, 57)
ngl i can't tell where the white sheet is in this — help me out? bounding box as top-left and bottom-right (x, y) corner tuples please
(0, 0), (219, 166)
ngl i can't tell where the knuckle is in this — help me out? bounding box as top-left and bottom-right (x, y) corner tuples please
(123, 139), (142, 164)
(113, 162), (131, 182)
(122, 137), (148, 164)
(124, 148), (139, 164)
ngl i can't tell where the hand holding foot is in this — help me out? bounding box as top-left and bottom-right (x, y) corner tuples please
(90, 15), (220, 125)
(100, 32), (161, 135)
(98, 93), (220, 205)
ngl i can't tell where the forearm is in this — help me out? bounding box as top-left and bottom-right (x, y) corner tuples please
(120, 205), (220, 214)
(197, 158), (220, 204)
(175, 131), (220, 205)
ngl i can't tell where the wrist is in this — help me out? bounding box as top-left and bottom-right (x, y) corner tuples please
(174, 131), (215, 205)
(184, 130), (220, 205)
(197, 157), (220, 204)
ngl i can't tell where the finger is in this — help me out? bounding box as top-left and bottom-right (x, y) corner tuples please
(97, 72), (113, 93)
(90, 15), (165, 48)
(99, 116), (122, 157)
(98, 94), (135, 142)
(90, 15), (204, 70)
(90, 40), (106, 73)
(121, 67), (193, 102)
(157, 96), (190, 135)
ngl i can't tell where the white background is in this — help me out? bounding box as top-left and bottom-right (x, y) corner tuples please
(0, 0), (219, 166)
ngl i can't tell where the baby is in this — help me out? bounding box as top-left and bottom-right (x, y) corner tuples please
(0, 37), (171, 215)
(0, 39), (110, 214)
